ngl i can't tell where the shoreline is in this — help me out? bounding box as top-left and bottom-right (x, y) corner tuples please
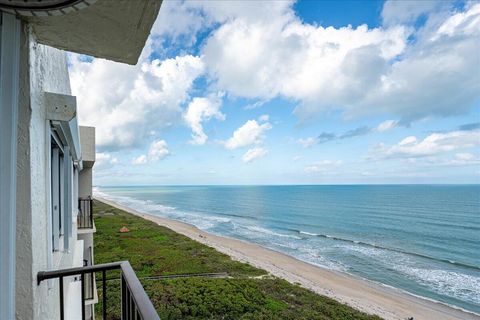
(96, 196), (480, 320)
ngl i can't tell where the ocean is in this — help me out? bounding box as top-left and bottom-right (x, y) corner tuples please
(95, 185), (480, 314)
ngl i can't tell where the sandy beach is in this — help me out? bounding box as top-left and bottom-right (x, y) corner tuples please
(97, 197), (480, 320)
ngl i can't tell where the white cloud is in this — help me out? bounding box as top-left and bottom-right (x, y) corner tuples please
(151, 0), (206, 39)
(434, 3), (480, 39)
(398, 152), (480, 168)
(381, 0), (445, 26)
(132, 155), (148, 165)
(184, 93), (225, 145)
(454, 152), (475, 161)
(72, 0), (480, 160)
(132, 140), (170, 165)
(224, 119), (272, 150)
(258, 114), (270, 122)
(304, 160), (343, 173)
(148, 140), (170, 161)
(244, 100), (267, 110)
(70, 53), (204, 150)
(298, 137), (318, 148)
(376, 120), (399, 132)
(298, 119), (397, 148)
(95, 152), (119, 169)
(202, 8), (408, 112)
(450, 153), (480, 165)
(399, 136), (417, 146)
(425, 153), (480, 167)
(201, 2), (480, 123)
(184, 1), (294, 25)
(242, 147), (268, 163)
(361, 171), (374, 176)
(152, 0), (295, 41)
(354, 3), (480, 122)
(374, 129), (480, 158)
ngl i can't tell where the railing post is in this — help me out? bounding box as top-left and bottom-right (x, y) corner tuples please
(102, 269), (107, 320)
(125, 284), (129, 319)
(89, 198), (93, 228)
(121, 275), (126, 320)
(81, 274), (85, 320)
(59, 276), (64, 320)
(80, 199), (82, 227)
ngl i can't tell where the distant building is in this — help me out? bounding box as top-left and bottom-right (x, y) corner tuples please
(0, 1), (162, 319)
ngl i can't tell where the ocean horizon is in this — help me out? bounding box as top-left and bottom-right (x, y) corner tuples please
(96, 184), (480, 314)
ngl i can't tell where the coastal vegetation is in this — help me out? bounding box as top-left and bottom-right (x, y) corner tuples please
(93, 200), (382, 320)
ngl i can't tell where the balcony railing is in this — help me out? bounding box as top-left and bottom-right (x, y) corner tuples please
(37, 261), (160, 320)
(78, 197), (93, 229)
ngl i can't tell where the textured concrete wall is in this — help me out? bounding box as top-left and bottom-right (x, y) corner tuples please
(16, 25), (84, 320)
(77, 233), (94, 265)
(26, 0), (163, 64)
(79, 126), (95, 166)
(15, 22), (34, 320)
(79, 168), (93, 198)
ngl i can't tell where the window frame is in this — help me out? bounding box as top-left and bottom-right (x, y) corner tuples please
(50, 130), (64, 252)
(0, 12), (21, 320)
(49, 127), (73, 253)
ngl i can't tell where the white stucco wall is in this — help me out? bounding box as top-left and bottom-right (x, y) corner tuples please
(79, 126), (95, 165)
(16, 25), (84, 320)
(79, 126), (95, 199)
(79, 168), (93, 198)
(15, 20), (34, 320)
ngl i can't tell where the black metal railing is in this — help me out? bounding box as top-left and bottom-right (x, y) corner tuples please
(37, 261), (160, 320)
(78, 197), (93, 229)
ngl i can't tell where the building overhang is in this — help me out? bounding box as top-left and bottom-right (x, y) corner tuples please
(12, 0), (163, 65)
(45, 92), (82, 168)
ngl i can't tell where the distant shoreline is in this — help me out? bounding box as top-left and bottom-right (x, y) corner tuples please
(95, 184), (480, 187)
(96, 196), (480, 320)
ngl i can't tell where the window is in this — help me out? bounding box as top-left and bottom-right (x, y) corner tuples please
(50, 128), (72, 252)
(50, 131), (64, 251)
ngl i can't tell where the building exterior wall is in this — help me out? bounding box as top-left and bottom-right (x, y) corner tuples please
(79, 168), (93, 198)
(15, 20), (34, 320)
(78, 125), (97, 319)
(79, 126), (95, 164)
(15, 24), (84, 320)
(5, 1), (158, 318)
(79, 126), (95, 199)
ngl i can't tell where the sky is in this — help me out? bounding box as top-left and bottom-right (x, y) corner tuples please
(68, 0), (480, 185)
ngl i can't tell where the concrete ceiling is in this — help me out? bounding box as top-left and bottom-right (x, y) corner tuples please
(24, 0), (162, 65)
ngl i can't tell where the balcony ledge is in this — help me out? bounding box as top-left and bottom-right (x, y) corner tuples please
(77, 221), (96, 234)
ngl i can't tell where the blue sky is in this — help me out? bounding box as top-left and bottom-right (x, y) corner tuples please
(68, 0), (480, 185)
